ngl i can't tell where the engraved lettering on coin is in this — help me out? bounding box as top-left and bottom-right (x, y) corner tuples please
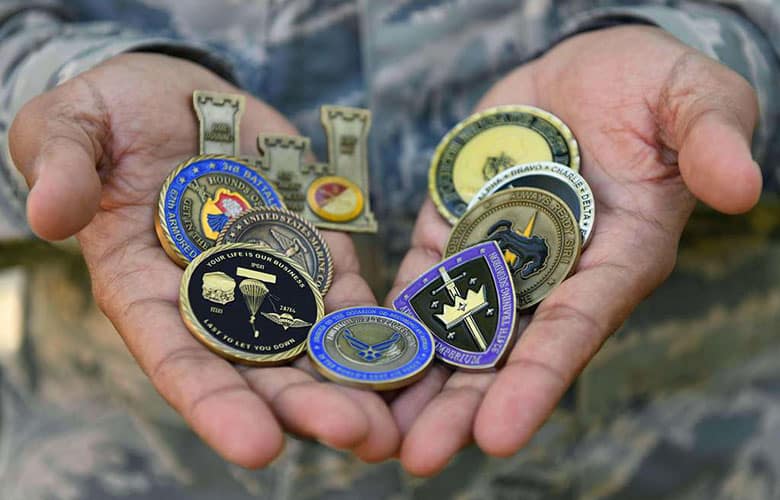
(217, 207), (334, 295)
(307, 307), (435, 391)
(180, 244), (323, 366)
(468, 161), (596, 246)
(429, 105), (580, 224)
(156, 155), (284, 267)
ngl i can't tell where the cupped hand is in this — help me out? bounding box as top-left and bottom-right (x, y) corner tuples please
(387, 26), (762, 475)
(9, 53), (399, 467)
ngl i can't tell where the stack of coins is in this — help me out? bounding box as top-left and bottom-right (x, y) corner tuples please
(156, 94), (594, 390)
(156, 90), (435, 391)
(393, 105), (594, 371)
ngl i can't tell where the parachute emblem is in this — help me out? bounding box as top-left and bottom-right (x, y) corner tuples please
(239, 279), (269, 338)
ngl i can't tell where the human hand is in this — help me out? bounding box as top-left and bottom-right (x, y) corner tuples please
(387, 26), (761, 475)
(10, 53), (399, 467)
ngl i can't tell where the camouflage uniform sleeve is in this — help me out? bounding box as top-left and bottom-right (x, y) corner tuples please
(560, 1), (780, 191)
(0, 1), (237, 240)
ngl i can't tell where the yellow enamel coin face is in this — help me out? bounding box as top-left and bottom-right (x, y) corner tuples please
(307, 175), (365, 223)
(429, 105), (580, 224)
(451, 126), (553, 202)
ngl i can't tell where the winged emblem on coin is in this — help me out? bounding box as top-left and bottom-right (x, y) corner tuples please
(344, 329), (402, 362)
(261, 312), (313, 330)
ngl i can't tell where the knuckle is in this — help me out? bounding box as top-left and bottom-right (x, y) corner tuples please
(657, 51), (758, 145)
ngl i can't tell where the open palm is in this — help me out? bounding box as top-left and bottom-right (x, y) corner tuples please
(387, 26), (762, 475)
(10, 53), (398, 467)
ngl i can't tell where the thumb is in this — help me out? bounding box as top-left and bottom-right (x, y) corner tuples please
(658, 53), (762, 214)
(9, 77), (105, 240)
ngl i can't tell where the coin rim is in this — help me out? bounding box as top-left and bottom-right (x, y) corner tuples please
(156, 154), (285, 268)
(428, 105), (581, 225)
(467, 161), (595, 246)
(444, 187), (582, 310)
(216, 206), (335, 296)
(179, 242), (324, 366)
(306, 306), (435, 391)
(392, 241), (518, 372)
(306, 175), (365, 223)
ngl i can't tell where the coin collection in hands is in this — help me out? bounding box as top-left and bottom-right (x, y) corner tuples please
(156, 91), (594, 390)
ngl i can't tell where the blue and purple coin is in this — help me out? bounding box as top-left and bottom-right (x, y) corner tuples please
(393, 241), (517, 371)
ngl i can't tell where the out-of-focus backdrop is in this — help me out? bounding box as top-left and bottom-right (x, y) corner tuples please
(1, 198), (779, 499)
(0, 0), (779, 498)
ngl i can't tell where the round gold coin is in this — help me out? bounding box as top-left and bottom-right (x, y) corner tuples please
(216, 206), (334, 295)
(156, 155), (284, 267)
(445, 188), (581, 309)
(306, 175), (365, 222)
(429, 105), (580, 224)
(179, 243), (324, 366)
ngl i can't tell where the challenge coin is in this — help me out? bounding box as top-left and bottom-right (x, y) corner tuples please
(217, 207), (334, 295)
(156, 155), (284, 267)
(393, 241), (517, 371)
(467, 161), (595, 246)
(306, 175), (365, 223)
(307, 306), (435, 391)
(179, 243), (323, 366)
(429, 105), (579, 224)
(445, 188), (581, 309)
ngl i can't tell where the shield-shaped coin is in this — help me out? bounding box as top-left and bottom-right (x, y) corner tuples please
(393, 241), (517, 371)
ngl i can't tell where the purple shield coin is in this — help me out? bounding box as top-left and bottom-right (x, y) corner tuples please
(393, 241), (517, 371)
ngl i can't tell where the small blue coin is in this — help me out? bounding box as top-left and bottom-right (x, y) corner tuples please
(156, 155), (284, 267)
(307, 306), (435, 390)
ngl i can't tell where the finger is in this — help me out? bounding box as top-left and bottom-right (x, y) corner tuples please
(338, 387), (401, 462)
(9, 76), (106, 240)
(385, 199), (451, 302)
(113, 296), (284, 467)
(474, 223), (674, 456)
(657, 53), (761, 214)
(81, 229), (285, 468)
(144, 305), (284, 468)
(321, 230), (378, 309)
(243, 367), (370, 450)
(279, 229), (401, 459)
(383, 198), (454, 433)
(390, 365), (450, 434)
(400, 372), (494, 476)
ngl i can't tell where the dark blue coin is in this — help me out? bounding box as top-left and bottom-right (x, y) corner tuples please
(157, 155), (284, 267)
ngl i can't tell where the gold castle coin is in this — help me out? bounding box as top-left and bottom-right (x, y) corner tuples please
(429, 105), (580, 224)
(445, 188), (581, 309)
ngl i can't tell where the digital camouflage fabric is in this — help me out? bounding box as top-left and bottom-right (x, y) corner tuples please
(0, 1), (778, 499)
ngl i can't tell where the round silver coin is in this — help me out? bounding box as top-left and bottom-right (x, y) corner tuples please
(468, 161), (595, 246)
(307, 306), (435, 391)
